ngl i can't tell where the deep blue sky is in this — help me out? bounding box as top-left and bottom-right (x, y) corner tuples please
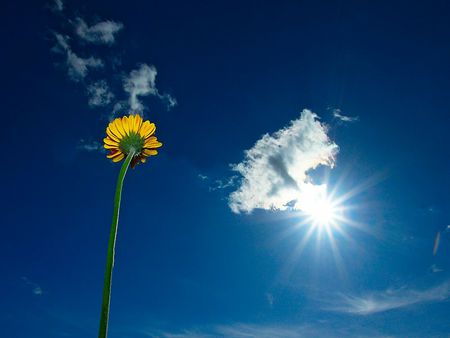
(1, 0), (450, 337)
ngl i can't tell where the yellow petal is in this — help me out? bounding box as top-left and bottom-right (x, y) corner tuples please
(140, 157), (147, 163)
(143, 149), (158, 156)
(104, 144), (119, 150)
(144, 140), (162, 149)
(128, 115), (136, 133)
(107, 150), (123, 159)
(134, 114), (143, 132)
(106, 126), (121, 142)
(112, 153), (125, 162)
(144, 136), (162, 148)
(139, 121), (150, 136)
(144, 136), (157, 143)
(103, 143), (120, 150)
(107, 121), (121, 139)
(110, 119), (125, 138)
(115, 118), (127, 137)
(103, 137), (119, 146)
(122, 116), (130, 135)
(139, 121), (156, 138)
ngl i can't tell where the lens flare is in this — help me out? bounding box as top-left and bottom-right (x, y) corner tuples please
(296, 184), (342, 229)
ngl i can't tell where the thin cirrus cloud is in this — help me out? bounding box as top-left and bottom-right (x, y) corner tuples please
(123, 63), (177, 114)
(87, 80), (114, 107)
(332, 108), (359, 123)
(149, 325), (302, 338)
(325, 281), (450, 315)
(52, 33), (103, 82)
(48, 2), (176, 119)
(123, 64), (158, 113)
(21, 277), (43, 296)
(74, 17), (124, 45)
(228, 109), (338, 213)
(49, 0), (63, 12)
(210, 176), (238, 192)
(77, 139), (105, 153)
(142, 323), (395, 338)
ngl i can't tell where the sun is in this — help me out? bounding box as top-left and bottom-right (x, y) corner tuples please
(304, 194), (339, 227)
(275, 178), (374, 282)
(297, 184), (341, 229)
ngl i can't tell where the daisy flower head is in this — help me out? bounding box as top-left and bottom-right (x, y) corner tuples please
(104, 114), (162, 168)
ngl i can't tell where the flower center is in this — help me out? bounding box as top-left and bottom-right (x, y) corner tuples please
(119, 132), (144, 155)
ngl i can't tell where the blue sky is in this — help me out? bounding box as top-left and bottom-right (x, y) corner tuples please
(1, 0), (450, 337)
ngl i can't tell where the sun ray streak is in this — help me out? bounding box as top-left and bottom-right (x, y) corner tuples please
(277, 225), (317, 282)
(270, 174), (379, 286)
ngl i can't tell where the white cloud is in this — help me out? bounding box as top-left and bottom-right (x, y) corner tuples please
(332, 108), (359, 123)
(430, 264), (443, 273)
(123, 63), (178, 114)
(74, 17), (123, 45)
(147, 323), (393, 338)
(123, 64), (158, 113)
(326, 281), (450, 315)
(215, 324), (307, 338)
(148, 325), (306, 338)
(52, 33), (103, 81)
(266, 292), (275, 307)
(66, 52), (103, 81)
(52, 32), (70, 53)
(33, 286), (43, 295)
(49, 7), (176, 117)
(87, 80), (114, 107)
(49, 0), (63, 12)
(21, 277), (43, 296)
(123, 64), (177, 114)
(229, 109), (338, 213)
(210, 176), (238, 191)
(55, 0), (63, 11)
(111, 100), (128, 119)
(160, 92), (178, 109)
(77, 139), (105, 152)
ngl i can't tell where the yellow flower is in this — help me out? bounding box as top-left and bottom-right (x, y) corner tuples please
(104, 114), (162, 168)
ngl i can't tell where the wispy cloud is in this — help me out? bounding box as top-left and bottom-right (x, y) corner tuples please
(21, 277), (43, 296)
(66, 52), (103, 81)
(74, 17), (123, 45)
(49, 0), (63, 12)
(87, 80), (114, 107)
(123, 64), (177, 114)
(332, 108), (359, 123)
(77, 139), (105, 152)
(210, 176), (238, 191)
(51, 32), (69, 52)
(215, 323), (307, 338)
(145, 323), (394, 338)
(52, 33), (103, 81)
(148, 324), (309, 338)
(325, 281), (450, 315)
(266, 292), (275, 307)
(33, 287), (43, 295)
(197, 173), (239, 191)
(430, 264), (444, 273)
(48, 3), (176, 118)
(123, 64), (158, 113)
(229, 109), (338, 213)
(162, 93), (177, 109)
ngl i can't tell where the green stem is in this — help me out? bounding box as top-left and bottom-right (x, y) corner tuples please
(98, 151), (135, 338)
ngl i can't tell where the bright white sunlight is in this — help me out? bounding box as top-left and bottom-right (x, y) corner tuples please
(298, 184), (343, 230)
